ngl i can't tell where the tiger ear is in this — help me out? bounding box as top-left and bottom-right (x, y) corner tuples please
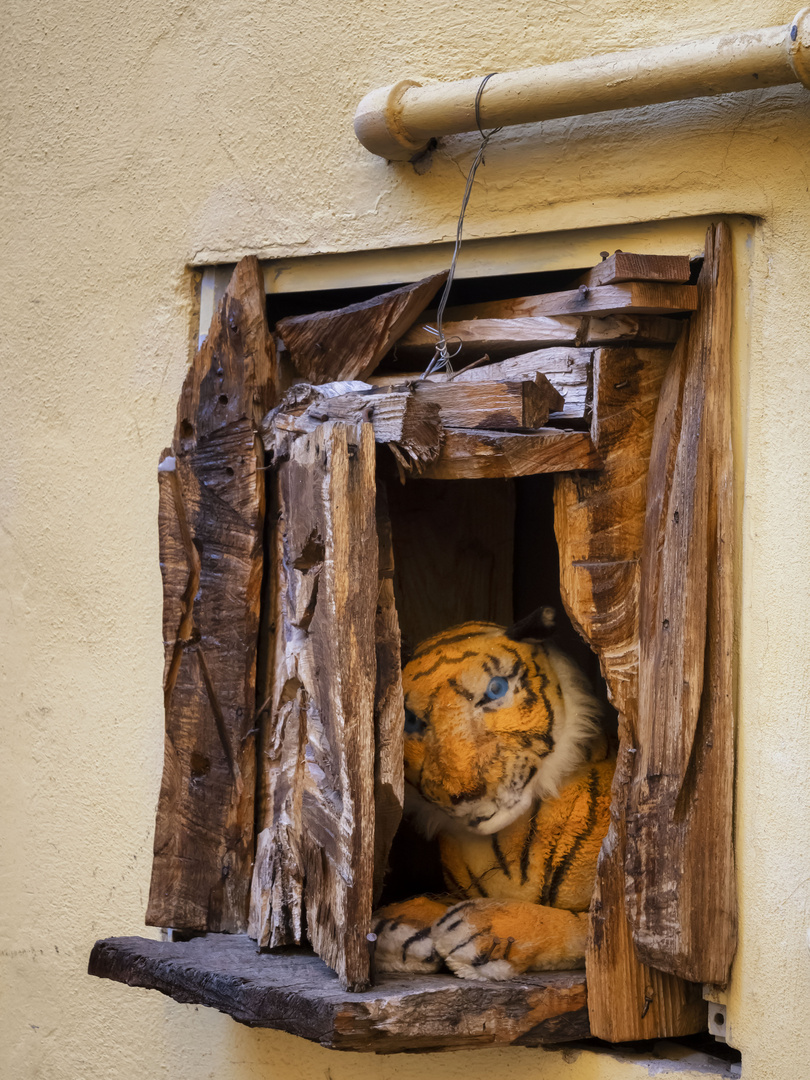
(505, 605), (556, 641)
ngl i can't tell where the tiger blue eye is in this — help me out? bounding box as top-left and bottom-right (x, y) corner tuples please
(485, 676), (509, 701)
(404, 708), (427, 735)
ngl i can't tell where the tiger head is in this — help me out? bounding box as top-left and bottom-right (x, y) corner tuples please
(401, 617), (602, 837)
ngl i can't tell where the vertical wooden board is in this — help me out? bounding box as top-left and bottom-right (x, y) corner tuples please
(627, 223), (737, 984)
(250, 422), (378, 991)
(554, 345), (705, 1041)
(147, 256), (277, 933)
(385, 475), (515, 651)
(373, 488), (405, 903)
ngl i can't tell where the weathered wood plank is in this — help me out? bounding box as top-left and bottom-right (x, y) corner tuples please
(371, 348), (594, 423)
(418, 428), (602, 480)
(436, 282), (697, 322)
(147, 255), (278, 934)
(626, 222), (737, 984)
(572, 253), (692, 289)
(89, 936), (590, 1051)
(277, 272), (447, 384)
(392, 313), (683, 362)
(373, 488), (405, 904)
(554, 345), (705, 1041)
(265, 383), (443, 466)
(411, 376), (563, 431)
(249, 422), (378, 991)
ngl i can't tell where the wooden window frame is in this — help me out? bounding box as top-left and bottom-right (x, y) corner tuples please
(89, 221), (738, 1054)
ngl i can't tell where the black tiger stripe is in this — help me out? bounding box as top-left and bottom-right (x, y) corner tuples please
(520, 802), (541, 884)
(411, 650), (479, 680)
(442, 865), (466, 898)
(541, 768), (601, 907)
(412, 627), (495, 656)
(436, 900), (475, 927)
(491, 834), (511, 878)
(400, 924), (433, 962)
(447, 677), (474, 702)
(464, 863), (490, 898)
(447, 928), (488, 957)
(472, 939), (498, 966)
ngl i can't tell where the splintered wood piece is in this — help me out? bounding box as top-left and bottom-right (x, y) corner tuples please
(573, 252), (692, 289)
(265, 386), (443, 465)
(277, 272), (447, 384)
(392, 313), (682, 362)
(147, 255), (277, 934)
(627, 222), (737, 984)
(386, 477), (515, 651)
(418, 428), (602, 480)
(249, 422), (377, 991)
(373, 489), (405, 903)
(437, 282), (697, 322)
(554, 345), (705, 1041)
(370, 348), (594, 422)
(89, 936), (590, 1051)
(411, 376), (563, 431)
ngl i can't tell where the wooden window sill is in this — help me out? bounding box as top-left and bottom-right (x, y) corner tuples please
(89, 934), (589, 1052)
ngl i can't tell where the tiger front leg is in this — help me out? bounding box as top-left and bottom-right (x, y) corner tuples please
(372, 896), (455, 974)
(433, 899), (589, 981)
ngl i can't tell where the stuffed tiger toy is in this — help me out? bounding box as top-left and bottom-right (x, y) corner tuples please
(372, 612), (615, 981)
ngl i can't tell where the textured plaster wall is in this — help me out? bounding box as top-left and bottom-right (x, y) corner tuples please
(2, 1), (810, 1078)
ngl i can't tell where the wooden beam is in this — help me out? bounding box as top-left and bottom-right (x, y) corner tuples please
(411, 376), (563, 431)
(572, 252), (691, 289)
(392, 313), (683, 362)
(89, 935), (590, 1051)
(146, 255), (277, 934)
(554, 345), (705, 1041)
(417, 427), (602, 480)
(277, 271), (447, 384)
(266, 385), (443, 466)
(626, 222), (737, 985)
(433, 281), (697, 322)
(371, 348), (593, 423)
(249, 422), (378, 991)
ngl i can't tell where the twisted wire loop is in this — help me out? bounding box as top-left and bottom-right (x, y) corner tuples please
(420, 74), (503, 380)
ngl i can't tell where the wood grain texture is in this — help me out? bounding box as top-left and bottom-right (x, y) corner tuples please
(89, 936), (590, 1051)
(248, 422), (377, 991)
(265, 384), (443, 466)
(373, 488), (405, 904)
(371, 348), (594, 423)
(418, 428), (602, 480)
(147, 255), (277, 934)
(626, 223), (737, 984)
(392, 313), (683, 362)
(411, 376), (564, 431)
(277, 272), (447, 384)
(386, 477), (515, 651)
(554, 345), (705, 1041)
(90, 933), (591, 1049)
(437, 283), (697, 321)
(573, 253), (692, 289)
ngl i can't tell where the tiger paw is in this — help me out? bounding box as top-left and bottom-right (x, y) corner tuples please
(371, 896), (451, 974)
(434, 899), (588, 981)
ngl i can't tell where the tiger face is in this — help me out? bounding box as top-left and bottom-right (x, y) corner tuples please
(402, 621), (600, 837)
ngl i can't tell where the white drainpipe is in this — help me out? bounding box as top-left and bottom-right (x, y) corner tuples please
(354, 9), (810, 160)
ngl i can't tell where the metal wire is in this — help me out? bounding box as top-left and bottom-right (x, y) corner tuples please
(420, 74), (502, 379)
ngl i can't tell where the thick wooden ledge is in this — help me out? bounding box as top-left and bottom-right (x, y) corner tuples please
(89, 935), (589, 1052)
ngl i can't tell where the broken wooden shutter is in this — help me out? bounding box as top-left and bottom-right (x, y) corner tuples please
(147, 256), (278, 932)
(626, 222), (737, 983)
(555, 223), (736, 1040)
(248, 421), (384, 991)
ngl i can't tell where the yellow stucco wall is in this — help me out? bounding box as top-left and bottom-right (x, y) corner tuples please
(3, 1), (810, 1077)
